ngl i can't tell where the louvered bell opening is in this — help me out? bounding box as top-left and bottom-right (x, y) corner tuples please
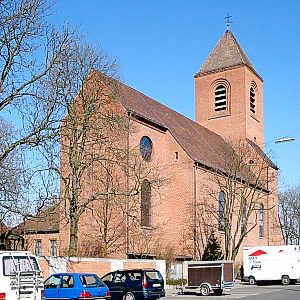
(215, 86), (227, 111)
(250, 88), (255, 113)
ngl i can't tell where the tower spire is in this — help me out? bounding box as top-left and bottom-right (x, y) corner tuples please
(195, 29), (258, 77)
(225, 13), (232, 31)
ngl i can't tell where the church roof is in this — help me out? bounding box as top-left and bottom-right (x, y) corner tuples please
(118, 81), (234, 171)
(116, 79), (276, 177)
(195, 30), (258, 77)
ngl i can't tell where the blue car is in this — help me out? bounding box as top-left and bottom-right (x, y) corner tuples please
(44, 272), (111, 299)
(101, 269), (165, 300)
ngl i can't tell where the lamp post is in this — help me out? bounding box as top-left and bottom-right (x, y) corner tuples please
(268, 137), (295, 245)
(274, 137), (295, 144)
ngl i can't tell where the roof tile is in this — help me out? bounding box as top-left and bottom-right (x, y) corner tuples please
(118, 81), (232, 171)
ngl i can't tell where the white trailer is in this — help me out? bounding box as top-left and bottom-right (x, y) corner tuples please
(243, 245), (300, 285)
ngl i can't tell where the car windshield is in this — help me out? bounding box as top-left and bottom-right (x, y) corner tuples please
(3, 256), (40, 275)
(80, 274), (105, 287)
(145, 271), (163, 281)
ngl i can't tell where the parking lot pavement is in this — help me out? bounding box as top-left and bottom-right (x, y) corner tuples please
(164, 283), (243, 297)
(164, 282), (300, 299)
(165, 286), (179, 297)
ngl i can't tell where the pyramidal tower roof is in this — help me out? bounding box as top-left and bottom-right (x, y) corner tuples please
(195, 30), (258, 77)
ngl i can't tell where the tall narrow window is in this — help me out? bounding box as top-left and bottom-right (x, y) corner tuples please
(259, 203), (264, 237)
(241, 204), (246, 234)
(214, 85), (227, 112)
(141, 180), (151, 227)
(250, 87), (256, 113)
(218, 192), (225, 231)
(35, 240), (42, 256)
(50, 240), (57, 256)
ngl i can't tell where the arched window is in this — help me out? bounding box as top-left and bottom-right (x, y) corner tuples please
(250, 86), (256, 113)
(140, 136), (153, 161)
(218, 192), (225, 231)
(141, 180), (151, 227)
(214, 85), (227, 112)
(259, 203), (264, 237)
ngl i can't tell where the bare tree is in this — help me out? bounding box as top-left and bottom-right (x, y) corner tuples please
(0, 117), (24, 226)
(41, 34), (166, 256)
(195, 139), (277, 261)
(279, 185), (300, 245)
(0, 0), (81, 220)
(0, 0), (166, 255)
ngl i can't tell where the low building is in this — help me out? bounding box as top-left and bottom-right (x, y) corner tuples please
(2, 203), (59, 257)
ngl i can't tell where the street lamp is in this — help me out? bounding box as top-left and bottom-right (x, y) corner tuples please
(274, 137), (295, 144)
(267, 137), (295, 245)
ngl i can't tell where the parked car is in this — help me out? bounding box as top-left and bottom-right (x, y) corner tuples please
(44, 272), (110, 299)
(101, 269), (165, 300)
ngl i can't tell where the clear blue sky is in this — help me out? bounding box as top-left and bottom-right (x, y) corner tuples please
(52, 0), (300, 189)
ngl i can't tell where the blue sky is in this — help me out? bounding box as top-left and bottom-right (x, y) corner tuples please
(52, 0), (299, 189)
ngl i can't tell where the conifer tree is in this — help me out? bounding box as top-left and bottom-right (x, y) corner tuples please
(202, 233), (223, 261)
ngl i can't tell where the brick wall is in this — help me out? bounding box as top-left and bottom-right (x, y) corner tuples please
(38, 257), (166, 281)
(128, 120), (195, 257)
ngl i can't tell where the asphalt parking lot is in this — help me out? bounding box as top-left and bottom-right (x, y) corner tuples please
(164, 282), (300, 299)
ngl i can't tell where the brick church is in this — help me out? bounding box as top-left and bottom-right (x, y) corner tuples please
(9, 28), (284, 264)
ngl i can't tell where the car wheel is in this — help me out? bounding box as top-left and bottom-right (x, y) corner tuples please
(249, 276), (256, 285)
(123, 292), (135, 300)
(200, 284), (210, 296)
(282, 275), (290, 285)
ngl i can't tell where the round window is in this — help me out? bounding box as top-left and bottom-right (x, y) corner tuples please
(140, 136), (152, 161)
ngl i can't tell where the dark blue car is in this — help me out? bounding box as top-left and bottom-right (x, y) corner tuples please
(44, 272), (111, 299)
(101, 269), (165, 300)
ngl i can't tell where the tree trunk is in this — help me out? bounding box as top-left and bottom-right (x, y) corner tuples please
(69, 216), (79, 256)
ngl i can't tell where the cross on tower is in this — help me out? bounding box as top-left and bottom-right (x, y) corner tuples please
(225, 13), (232, 30)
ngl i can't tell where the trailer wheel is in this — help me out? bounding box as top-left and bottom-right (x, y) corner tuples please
(281, 275), (290, 285)
(200, 284), (210, 296)
(214, 289), (223, 296)
(249, 276), (256, 285)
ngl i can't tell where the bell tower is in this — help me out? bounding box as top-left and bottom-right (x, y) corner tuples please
(195, 29), (264, 149)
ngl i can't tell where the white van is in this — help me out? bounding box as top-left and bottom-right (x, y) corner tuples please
(243, 245), (300, 285)
(0, 250), (44, 299)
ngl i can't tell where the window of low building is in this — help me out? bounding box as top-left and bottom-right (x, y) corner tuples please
(35, 240), (42, 256)
(50, 240), (57, 256)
